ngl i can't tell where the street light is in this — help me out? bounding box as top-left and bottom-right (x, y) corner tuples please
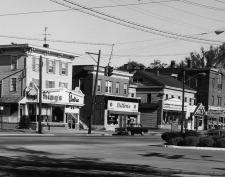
(181, 70), (206, 134)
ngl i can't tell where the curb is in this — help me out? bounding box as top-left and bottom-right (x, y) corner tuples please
(164, 145), (225, 151)
(0, 134), (55, 136)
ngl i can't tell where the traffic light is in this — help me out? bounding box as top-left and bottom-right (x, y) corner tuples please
(108, 66), (113, 76)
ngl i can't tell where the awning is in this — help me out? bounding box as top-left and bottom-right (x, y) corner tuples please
(0, 96), (23, 103)
(108, 110), (140, 115)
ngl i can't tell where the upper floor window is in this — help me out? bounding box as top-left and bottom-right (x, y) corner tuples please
(116, 82), (120, 94)
(10, 77), (17, 91)
(105, 81), (112, 93)
(133, 78), (143, 83)
(11, 56), (18, 70)
(97, 80), (101, 92)
(212, 78), (215, 89)
(166, 94), (169, 99)
(218, 74), (222, 89)
(60, 62), (68, 75)
(32, 57), (39, 71)
(46, 60), (55, 74)
(131, 93), (135, 97)
(124, 83), (128, 95)
(147, 94), (152, 103)
(46, 80), (55, 88)
(185, 97), (187, 102)
(59, 82), (67, 88)
(212, 96), (214, 106)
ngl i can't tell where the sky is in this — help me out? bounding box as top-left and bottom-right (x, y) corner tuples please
(0, 0), (225, 68)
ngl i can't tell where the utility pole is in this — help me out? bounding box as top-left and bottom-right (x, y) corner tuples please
(86, 50), (101, 134)
(38, 55), (43, 134)
(181, 69), (185, 134)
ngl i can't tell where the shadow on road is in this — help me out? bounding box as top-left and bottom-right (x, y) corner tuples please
(0, 146), (177, 177)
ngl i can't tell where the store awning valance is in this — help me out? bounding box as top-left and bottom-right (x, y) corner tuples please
(108, 110), (140, 115)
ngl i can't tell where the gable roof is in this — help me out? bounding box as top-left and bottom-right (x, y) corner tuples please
(136, 70), (196, 91)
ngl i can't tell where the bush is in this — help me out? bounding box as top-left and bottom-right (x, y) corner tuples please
(161, 132), (182, 143)
(216, 138), (225, 148)
(198, 136), (214, 147)
(184, 136), (199, 146)
(211, 136), (221, 147)
(169, 137), (184, 146)
(19, 115), (31, 129)
(184, 130), (197, 137)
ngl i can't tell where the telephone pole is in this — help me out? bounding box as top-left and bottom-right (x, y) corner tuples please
(38, 55), (43, 134)
(86, 50), (101, 134)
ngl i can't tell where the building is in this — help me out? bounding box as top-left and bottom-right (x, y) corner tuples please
(145, 61), (225, 130)
(133, 70), (205, 130)
(0, 43), (84, 130)
(72, 65), (140, 131)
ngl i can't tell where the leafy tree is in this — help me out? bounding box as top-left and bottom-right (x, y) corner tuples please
(118, 60), (146, 72)
(149, 59), (167, 69)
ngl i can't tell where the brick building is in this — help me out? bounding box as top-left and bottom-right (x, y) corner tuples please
(145, 61), (225, 130)
(72, 65), (140, 130)
(0, 43), (84, 130)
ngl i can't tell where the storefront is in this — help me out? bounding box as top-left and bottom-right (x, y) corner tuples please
(207, 107), (225, 130)
(19, 83), (84, 130)
(162, 98), (205, 131)
(105, 100), (140, 131)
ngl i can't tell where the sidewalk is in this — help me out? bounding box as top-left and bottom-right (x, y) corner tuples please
(0, 128), (164, 137)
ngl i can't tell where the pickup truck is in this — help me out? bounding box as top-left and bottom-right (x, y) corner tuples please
(115, 123), (148, 135)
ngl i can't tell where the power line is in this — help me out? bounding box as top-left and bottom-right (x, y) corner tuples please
(0, 34), (113, 46)
(51, 0), (223, 45)
(0, 1), (180, 17)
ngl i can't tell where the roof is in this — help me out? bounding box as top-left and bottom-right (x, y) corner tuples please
(0, 96), (23, 103)
(136, 70), (196, 91)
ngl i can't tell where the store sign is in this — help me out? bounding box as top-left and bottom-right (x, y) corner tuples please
(42, 89), (84, 105)
(107, 100), (138, 112)
(25, 86), (38, 101)
(163, 103), (187, 111)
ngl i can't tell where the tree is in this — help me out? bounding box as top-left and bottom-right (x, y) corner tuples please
(117, 61), (146, 72)
(149, 59), (168, 69)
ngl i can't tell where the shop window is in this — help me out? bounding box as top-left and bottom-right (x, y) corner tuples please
(97, 79), (101, 92)
(124, 83), (128, 95)
(32, 57), (39, 71)
(116, 82), (120, 94)
(10, 77), (17, 91)
(107, 114), (118, 125)
(11, 56), (18, 70)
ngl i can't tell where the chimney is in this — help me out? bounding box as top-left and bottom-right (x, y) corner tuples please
(43, 44), (49, 48)
(171, 60), (175, 68)
(187, 59), (192, 68)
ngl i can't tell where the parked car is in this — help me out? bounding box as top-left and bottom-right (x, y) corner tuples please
(115, 123), (148, 135)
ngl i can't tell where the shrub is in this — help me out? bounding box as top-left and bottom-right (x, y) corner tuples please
(216, 138), (225, 148)
(169, 137), (184, 146)
(184, 136), (199, 146)
(184, 130), (197, 137)
(19, 115), (31, 129)
(198, 136), (214, 147)
(161, 132), (182, 143)
(211, 136), (221, 147)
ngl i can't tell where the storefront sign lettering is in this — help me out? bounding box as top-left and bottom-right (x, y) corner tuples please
(69, 92), (79, 102)
(26, 91), (37, 100)
(43, 93), (62, 102)
(117, 102), (130, 109)
(108, 100), (138, 112)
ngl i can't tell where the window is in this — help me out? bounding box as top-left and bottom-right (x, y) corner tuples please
(11, 56), (17, 70)
(109, 81), (112, 93)
(218, 96), (222, 107)
(166, 94), (169, 99)
(116, 82), (120, 94)
(212, 96), (214, 106)
(218, 74), (222, 89)
(46, 80), (55, 88)
(10, 77), (17, 91)
(178, 96), (181, 99)
(105, 81), (112, 93)
(47, 60), (55, 73)
(171, 95), (174, 98)
(133, 78), (143, 83)
(147, 94), (151, 103)
(32, 78), (39, 87)
(189, 98), (192, 105)
(79, 78), (84, 91)
(60, 62), (68, 75)
(59, 82), (67, 88)
(124, 83), (128, 95)
(131, 93), (134, 97)
(97, 80), (101, 92)
(185, 97), (187, 102)
(32, 57), (39, 71)
(212, 78), (215, 89)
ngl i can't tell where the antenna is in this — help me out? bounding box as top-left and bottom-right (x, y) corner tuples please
(42, 27), (51, 47)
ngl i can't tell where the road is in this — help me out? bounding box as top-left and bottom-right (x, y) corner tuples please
(0, 135), (224, 177)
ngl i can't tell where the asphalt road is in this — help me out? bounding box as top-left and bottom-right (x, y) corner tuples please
(0, 135), (224, 177)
